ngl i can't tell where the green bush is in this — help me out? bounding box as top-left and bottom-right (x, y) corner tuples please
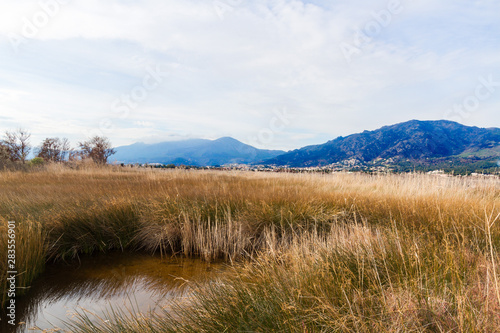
(29, 157), (45, 166)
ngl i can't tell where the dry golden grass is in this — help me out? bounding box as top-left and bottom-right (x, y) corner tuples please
(1, 165), (500, 331)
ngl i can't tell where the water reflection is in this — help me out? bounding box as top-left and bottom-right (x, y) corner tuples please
(1, 253), (222, 333)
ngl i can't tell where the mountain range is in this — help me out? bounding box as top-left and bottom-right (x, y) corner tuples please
(113, 120), (500, 170)
(112, 137), (285, 166)
(263, 120), (500, 167)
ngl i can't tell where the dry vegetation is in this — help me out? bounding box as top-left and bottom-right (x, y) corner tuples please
(1, 164), (500, 332)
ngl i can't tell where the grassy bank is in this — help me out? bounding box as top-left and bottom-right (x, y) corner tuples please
(69, 224), (500, 332)
(1, 165), (500, 331)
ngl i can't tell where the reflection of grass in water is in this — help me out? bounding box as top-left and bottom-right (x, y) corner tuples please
(12, 254), (223, 331)
(64, 297), (175, 333)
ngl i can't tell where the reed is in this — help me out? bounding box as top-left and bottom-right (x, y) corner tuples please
(0, 165), (499, 331)
(68, 222), (500, 332)
(160, 222), (500, 332)
(0, 218), (45, 306)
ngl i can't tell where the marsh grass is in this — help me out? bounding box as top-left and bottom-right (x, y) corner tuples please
(68, 223), (500, 332)
(0, 218), (45, 307)
(1, 165), (500, 331)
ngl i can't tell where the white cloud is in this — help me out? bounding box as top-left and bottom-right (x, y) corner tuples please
(0, 0), (499, 150)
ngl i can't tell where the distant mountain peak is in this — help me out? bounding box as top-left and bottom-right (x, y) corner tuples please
(113, 137), (285, 166)
(215, 136), (239, 142)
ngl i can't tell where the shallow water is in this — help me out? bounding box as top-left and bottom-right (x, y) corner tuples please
(1, 253), (222, 333)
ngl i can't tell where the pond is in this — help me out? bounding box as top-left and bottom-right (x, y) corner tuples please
(1, 253), (223, 333)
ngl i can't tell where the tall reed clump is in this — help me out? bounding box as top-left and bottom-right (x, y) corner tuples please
(47, 199), (142, 261)
(133, 195), (341, 262)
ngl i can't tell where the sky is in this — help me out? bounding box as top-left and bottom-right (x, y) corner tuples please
(0, 0), (499, 151)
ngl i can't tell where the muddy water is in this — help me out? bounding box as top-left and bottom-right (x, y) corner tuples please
(1, 253), (223, 333)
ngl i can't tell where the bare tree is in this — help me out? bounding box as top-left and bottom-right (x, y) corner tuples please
(68, 150), (84, 162)
(2, 131), (20, 162)
(37, 137), (71, 162)
(2, 129), (31, 164)
(78, 136), (116, 164)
